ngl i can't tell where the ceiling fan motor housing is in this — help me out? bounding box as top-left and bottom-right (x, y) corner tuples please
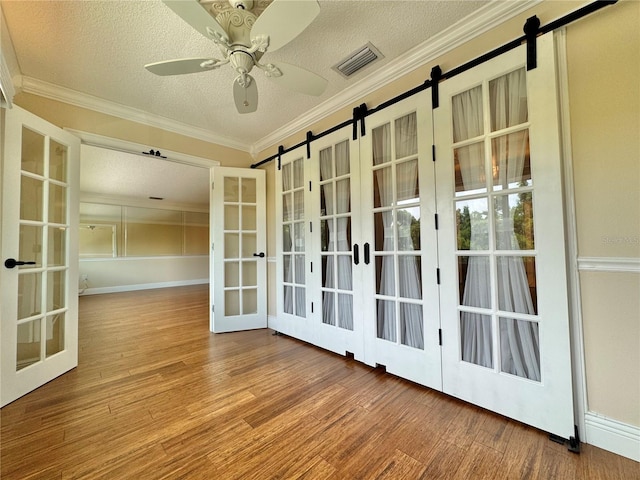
(228, 0), (254, 10)
(230, 50), (255, 74)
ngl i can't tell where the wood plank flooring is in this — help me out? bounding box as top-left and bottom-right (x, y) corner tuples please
(1, 285), (638, 479)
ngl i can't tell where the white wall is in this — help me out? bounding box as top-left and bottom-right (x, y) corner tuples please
(79, 255), (208, 295)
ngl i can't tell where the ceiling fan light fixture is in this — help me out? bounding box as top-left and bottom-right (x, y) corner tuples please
(333, 42), (384, 78)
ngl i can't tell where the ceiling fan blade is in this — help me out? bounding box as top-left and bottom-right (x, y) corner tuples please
(265, 62), (327, 96)
(145, 58), (219, 76)
(233, 75), (259, 114)
(163, 0), (229, 44)
(250, 0), (320, 52)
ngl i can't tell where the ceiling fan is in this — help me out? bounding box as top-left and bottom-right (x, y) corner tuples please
(145, 0), (328, 114)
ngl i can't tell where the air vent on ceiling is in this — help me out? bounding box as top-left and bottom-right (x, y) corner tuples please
(332, 42), (384, 78)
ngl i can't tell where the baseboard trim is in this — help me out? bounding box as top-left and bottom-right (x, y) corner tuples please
(80, 279), (208, 296)
(585, 412), (640, 461)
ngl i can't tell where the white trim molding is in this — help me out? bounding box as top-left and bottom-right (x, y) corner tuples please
(20, 76), (250, 153)
(585, 412), (640, 462)
(577, 257), (640, 273)
(80, 278), (209, 296)
(0, 50), (15, 108)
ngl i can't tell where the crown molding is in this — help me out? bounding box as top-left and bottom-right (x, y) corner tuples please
(251, 0), (541, 156)
(19, 75), (251, 153)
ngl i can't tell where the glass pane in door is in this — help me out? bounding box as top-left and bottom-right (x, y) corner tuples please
(49, 140), (67, 182)
(46, 312), (65, 358)
(20, 176), (44, 221)
(21, 127), (44, 175)
(17, 319), (41, 370)
(18, 273), (42, 319)
(19, 225), (43, 268)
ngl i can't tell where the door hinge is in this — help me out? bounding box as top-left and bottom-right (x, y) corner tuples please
(311, 302), (314, 313)
(212, 305), (215, 313)
(432, 144), (436, 162)
(434, 213), (439, 230)
(438, 328), (442, 346)
(309, 181), (312, 192)
(211, 181), (215, 190)
(310, 221), (313, 233)
(310, 261), (313, 273)
(436, 268), (441, 284)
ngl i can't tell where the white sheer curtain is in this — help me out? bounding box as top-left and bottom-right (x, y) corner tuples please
(373, 115), (424, 349)
(454, 85), (493, 368)
(455, 69), (540, 380)
(282, 164), (293, 314)
(335, 173), (353, 330)
(492, 69), (540, 381)
(320, 148), (336, 326)
(373, 124), (396, 342)
(319, 146), (354, 330)
(396, 114), (423, 349)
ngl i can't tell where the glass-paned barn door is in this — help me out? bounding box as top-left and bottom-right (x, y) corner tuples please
(435, 33), (575, 439)
(360, 91), (442, 390)
(308, 127), (364, 360)
(272, 152), (314, 344)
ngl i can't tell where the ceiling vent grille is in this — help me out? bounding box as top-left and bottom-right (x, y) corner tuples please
(333, 42), (384, 78)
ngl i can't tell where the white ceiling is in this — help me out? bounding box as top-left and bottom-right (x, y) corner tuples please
(1, 0), (538, 205)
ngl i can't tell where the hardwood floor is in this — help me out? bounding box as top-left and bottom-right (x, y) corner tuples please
(1, 285), (638, 479)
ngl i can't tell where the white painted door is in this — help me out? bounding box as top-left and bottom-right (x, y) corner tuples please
(272, 151), (314, 343)
(359, 92), (442, 389)
(435, 34), (575, 438)
(1, 106), (80, 406)
(210, 167), (266, 332)
(309, 127), (365, 361)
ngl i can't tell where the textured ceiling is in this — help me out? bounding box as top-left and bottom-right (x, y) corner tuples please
(2, 0), (490, 147)
(2, 0), (527, 205)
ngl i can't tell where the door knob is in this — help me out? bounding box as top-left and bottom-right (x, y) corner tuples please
(253, 252), (265, 258)
(4, 258), (36, 269)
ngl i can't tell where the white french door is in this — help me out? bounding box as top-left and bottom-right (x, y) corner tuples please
(308, 127), (364, 360)
(435, 34), (575, 438)
(1, 105), (80, 406)
(210, 166), (266, 332)
(272, 151), (315, 343)
(359, 92), (442, 389)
